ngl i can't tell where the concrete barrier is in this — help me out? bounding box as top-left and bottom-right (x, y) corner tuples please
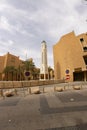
(4, 89), (16, 97)
(31, 87), (40, 94)
(54, 86), (64, 92)
(73, 86), (81, 90)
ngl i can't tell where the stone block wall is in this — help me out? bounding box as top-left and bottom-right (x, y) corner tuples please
(0, 80), (64, 89)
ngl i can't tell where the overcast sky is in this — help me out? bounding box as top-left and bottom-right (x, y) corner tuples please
(0, 0), (87, 68)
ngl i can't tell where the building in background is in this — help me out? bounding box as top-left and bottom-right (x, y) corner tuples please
(53, 31), (87, 82)
(40, 41), (48, 80)
(0, 52), (39, 81)
(0, 52), (24, 80)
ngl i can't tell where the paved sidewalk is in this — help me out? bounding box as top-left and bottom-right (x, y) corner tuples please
(0, 88), (87, 130)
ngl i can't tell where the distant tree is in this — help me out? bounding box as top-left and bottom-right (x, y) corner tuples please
(3, 66), (17, 81)
(16, 65), (25, 81)
(3, 66), (10, 81)
(9, 66), (17, 81)
(23, 60), (36, 80)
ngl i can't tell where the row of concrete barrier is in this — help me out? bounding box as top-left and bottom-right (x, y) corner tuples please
(0, 81), (87, 99)
(0, 83), (84, 99)
(0, 83), (87, 99)
(54, 85), (82, 92)
(0, 80), (64, 89)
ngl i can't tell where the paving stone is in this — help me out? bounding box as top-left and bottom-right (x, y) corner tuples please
(40, 95), (87, 114)
(0, 97), (20, 107)
(55, 92), (87, 103)
(0, 87), (87, 130)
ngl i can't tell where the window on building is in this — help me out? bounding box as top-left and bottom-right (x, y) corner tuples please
(80, 38), (87, 51)
(83, 56), (87, 65)
(83, 46), (87, 51)
(80, 38), (84, 42)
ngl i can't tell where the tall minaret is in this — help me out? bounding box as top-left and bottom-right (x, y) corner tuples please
(40, 41), (48, 80)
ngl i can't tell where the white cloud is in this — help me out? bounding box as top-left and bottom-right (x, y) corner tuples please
(8, 40), (14, 45)
(0, 0), (87, 67)
(0, 16), (12, 32)
(0, 39), (14, 46)
(0, 39), (14, 55)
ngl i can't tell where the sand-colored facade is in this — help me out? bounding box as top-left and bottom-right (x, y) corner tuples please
(0, 52), (23, 80)
(53, 31), (87, 81)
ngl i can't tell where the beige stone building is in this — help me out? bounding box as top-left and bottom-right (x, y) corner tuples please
(0, 52), (23, 80)
(0, 52), (40, 81)
(53, 31), (87, 81)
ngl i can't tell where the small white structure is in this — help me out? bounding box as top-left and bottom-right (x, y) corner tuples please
(40, 41), (48, 80)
